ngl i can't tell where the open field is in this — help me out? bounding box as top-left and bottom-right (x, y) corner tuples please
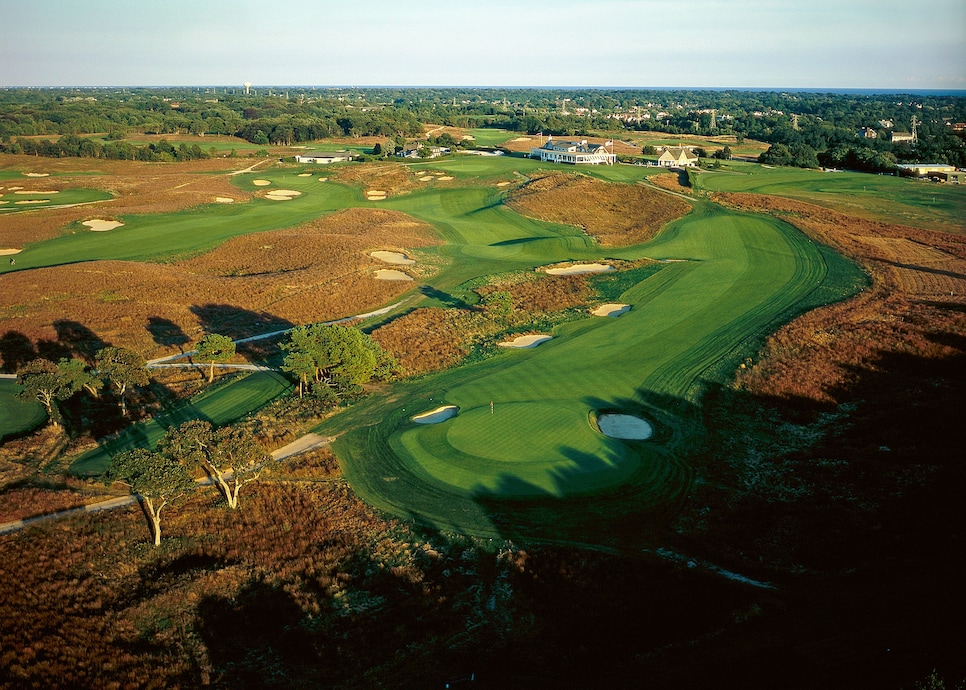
(0, 378), (46, 441)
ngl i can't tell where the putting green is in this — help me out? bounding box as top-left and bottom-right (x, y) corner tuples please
(395, 401), (641, 497)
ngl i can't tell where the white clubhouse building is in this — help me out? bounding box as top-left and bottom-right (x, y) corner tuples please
(530, 136), (616, 165)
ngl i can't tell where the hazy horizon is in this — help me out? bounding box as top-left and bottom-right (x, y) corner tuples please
(3, 0), (964, 91)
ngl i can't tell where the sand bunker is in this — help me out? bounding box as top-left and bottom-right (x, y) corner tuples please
(437, 176), (454, 181)
(371, 251), (416, 265)
(23, 172), (49, 177)
(318, 177), (328, 182)
(82, 219), (124, 232)
(265, 189), (302, 201)
(0, 248), (22, 255)
(413, 405), (458, 424)
(498, 334), (553, 348)
(16, 200), (50, 205)
(297, 173), (312, 177)
(252, 179), (271, 186)
(497, 181), (512, 187)
(15, 190), (59, 194)
(419, 176), (434, 182)
(544, 263), (615, 276)
(374, 269), (413, 281)
(597, 414), (653, 440)
(215, 197), (235, 203)
(366, 190), (388, 200)
(592, 303), (631, 317)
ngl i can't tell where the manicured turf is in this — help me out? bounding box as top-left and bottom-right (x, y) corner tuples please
(694, 161), (966, 233)
(70, 371), (291, 476)
(0, 378), (47, 441)
(323, 198), (865, 549)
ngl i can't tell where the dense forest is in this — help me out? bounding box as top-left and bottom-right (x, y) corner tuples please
(1, 86), (964, 170)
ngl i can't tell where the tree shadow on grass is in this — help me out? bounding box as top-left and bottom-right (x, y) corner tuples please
(0, 330), (37, 372)
(190, 304), (295, 361)
(419, 284), (471, 309)
(147, 316), (191, 353)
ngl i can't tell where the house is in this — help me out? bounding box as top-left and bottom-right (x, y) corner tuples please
(396, 145), (451, 159)
(890, 131), (916, 144)
(529, 136), (616, 165)
(859, 127), (878, 139)
(656, 146), (699, 168)
(295, 151), (356, 164)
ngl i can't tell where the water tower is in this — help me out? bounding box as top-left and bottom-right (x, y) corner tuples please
(244, 82), (252, 96)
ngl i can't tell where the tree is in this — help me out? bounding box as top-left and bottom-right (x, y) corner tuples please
(95, 347), (149, 416)
(106, 448), (195, 546)
(16, 359), (74, 428)
(57, 357), (102, 398)
(281, 324), (397, 399)
(158, 420), (272, 509)
(194, 333), (236, 383)
(372, 142), (383, 156)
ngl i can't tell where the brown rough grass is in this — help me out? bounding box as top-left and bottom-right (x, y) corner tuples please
(0, 208), (440, 364)
(507, 172), (690, 247)
(713, 192), (966, 405)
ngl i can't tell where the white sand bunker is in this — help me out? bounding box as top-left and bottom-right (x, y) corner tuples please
(437, 176), (454, 181)
(419, 176), (434, 182)
(497, 181), (512, 187)
(252, 179), (272, 186)
(498, 334), (552, 348)
(265, 189), (302, 201)
(413, 405), (458, 424)
(16, 190), (59, 194)
(0, 248), (22, 255)
(374, 269), (413, 281)
(597, 414), (653, 440)
(366, 190), (388, 200)
(297, 173), (312, 177)
(15, 200), (49, 205)
(544, 263), (615, 276)
(371, 251), (416, 265)
(215, 197), (235, 203)
(83, 219), (124, 232)
(24, 172), (49, 177)
(592, 303), (631, 317)
(318, 177), (328, 182)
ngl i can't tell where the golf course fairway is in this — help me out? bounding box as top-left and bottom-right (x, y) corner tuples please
(323, 197), (860, 550)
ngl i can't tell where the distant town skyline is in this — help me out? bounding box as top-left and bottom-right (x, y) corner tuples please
(3, 0), (964, 90)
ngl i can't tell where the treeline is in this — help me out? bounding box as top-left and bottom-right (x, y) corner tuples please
(0, 88), (424, 149)
(0, 133), (212, 161)
(1, 87), (963, 167)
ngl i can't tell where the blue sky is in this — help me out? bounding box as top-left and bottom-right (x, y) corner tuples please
(2, 0), (964, 89)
